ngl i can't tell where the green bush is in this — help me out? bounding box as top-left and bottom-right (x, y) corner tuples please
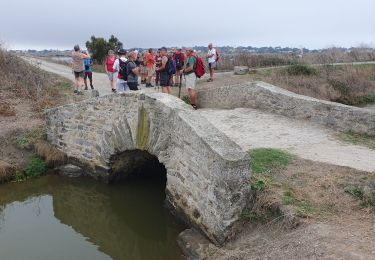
(250, 148), (292, 174)
(25, 158), (47, 177)
(286, 64), (317, 76)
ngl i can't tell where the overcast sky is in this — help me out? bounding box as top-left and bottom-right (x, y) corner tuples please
(1, 0), (374, 50)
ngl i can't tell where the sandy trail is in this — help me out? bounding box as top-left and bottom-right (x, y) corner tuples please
(30, 58), (375, 172)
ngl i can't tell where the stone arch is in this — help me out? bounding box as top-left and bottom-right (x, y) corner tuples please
(46, 92), (251, 245)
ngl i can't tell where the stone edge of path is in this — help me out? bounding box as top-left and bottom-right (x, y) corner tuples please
(197, 81), (375, 135)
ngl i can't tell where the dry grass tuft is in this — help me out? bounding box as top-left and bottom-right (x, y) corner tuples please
(0, 160), (15, 182)
(0, 100), (16, 116)
(34, 141), (66, 167)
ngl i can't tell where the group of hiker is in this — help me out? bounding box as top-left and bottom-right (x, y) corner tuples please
(71, 43), (219, 110)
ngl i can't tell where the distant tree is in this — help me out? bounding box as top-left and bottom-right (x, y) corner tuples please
(108, 35), (123, 53)
(86, 35), (123, 64)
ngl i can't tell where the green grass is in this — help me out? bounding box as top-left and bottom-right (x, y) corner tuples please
(250, 148), (292, 174)
(338, 131), (375, 150)
(344, 186), (364, 200)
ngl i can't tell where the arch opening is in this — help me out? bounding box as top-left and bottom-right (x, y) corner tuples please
(108, 150), (166, 183)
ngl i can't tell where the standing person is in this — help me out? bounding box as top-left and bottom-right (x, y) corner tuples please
(145, 48), (155, 88)
(183, 48), (198, 109)
(126, 51), (140, 91)
(112, 49), (129, 93)
(140, 51), (148, 85)
(71, 45), (90, 95)
(174, 47), (185, 87)
(83, 51), (94, 90)
(155, 49), (162, 86)
(105, 50), (117, 93)
(156, 47), (172, 94)
(169, 48), (176, 86)
(206, 43), (217, 82)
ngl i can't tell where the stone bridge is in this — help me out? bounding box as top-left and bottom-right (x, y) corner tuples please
(45, 92), (251, 245)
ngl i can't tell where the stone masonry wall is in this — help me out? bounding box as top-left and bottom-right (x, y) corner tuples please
(197, 81), (375, 135)
(45, 92), (251, 245)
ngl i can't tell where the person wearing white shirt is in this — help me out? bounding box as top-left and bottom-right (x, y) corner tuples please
(206, 43), (217, 82)
(113, 49), (129, 92)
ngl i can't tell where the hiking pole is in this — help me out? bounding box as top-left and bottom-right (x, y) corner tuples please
(178, 74), (182, 98)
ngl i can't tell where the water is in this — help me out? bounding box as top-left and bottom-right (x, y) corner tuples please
(0, 174), (186, 260)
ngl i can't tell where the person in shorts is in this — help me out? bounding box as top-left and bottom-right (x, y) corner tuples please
(112, 49), (129, 93)
(183, 48), (198, 109)
(105, 50), (117, 92)
(145, 48), (155, 88)
(156, 47), (172, 94)
(126, 51), (140, 91)
(83, 51), (94, 90)
(206, 43), (217, 82)
(71, 45), (90, 95)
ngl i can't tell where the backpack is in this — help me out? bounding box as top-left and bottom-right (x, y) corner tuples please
(175, 53), (184, 69)
(166, 57), (176, 75)
(194, 56), (205, 78)
(215, 50), (220, 62)
(118, 59), (129, 80)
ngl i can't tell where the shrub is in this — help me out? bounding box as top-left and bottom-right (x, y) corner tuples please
(286, 64), (317, 76)
(25, 158), (47, 177)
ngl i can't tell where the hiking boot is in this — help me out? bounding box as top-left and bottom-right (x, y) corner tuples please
(90, 85), (94, 90)
(73, 90), (78, 94)
(191, 104), (198, 110)
(84, 87), (88, 90)
(76, 91), (84, 95)
(112, 89), (117, 93)
(207, 78), (213, 82)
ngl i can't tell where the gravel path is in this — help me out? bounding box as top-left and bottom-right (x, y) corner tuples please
(200, 108), (375, 172)
(23, 57), (116, 96)
(29, 58), (375, 173)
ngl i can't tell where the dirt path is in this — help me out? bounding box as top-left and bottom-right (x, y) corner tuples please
(22, 57), (114, 96)
(31, 58), (375, 173)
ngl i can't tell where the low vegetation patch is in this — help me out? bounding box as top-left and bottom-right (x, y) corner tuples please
(250, 63), (375, 106)
(0, 101), (16, 116)
(0, 160), (15, 183)
(250, 148), (292, 174)
(14, 126), (47, 150)
(338, 131), (375, 150)
(25, 158), (47, 178)
(34, 141), (66, 167)
(285, 64), (317, 76)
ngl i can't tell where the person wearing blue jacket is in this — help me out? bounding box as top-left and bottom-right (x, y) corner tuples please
(83, 51), (94, 90)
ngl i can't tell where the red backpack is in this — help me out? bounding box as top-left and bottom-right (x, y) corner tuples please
(194, 56), (205, 78)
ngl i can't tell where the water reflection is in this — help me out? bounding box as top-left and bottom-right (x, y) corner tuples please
(0, 175), (186, 260)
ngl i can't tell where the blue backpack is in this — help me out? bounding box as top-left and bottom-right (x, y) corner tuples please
(166, 57), (176, 75)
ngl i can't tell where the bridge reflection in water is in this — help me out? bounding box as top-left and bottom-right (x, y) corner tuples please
(0, 171), (186, 260)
